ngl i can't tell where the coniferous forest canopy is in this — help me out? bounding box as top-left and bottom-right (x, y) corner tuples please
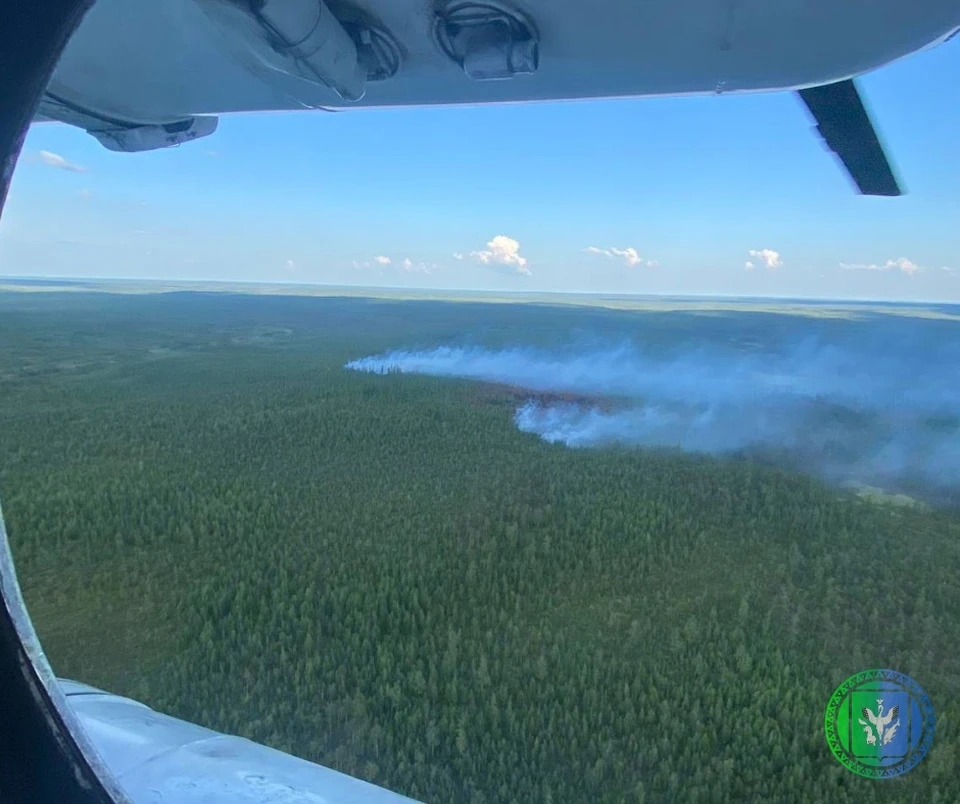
(1, 289), (959, 803)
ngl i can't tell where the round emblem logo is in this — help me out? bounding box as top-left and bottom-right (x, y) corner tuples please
(824, 668), (935, 778)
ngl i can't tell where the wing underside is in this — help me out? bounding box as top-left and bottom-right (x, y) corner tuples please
(36, 0), (960, 188)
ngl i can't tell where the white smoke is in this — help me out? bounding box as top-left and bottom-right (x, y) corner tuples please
(347, 333), (960, 497)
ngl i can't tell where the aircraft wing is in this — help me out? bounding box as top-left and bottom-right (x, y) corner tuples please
(60, 679), (422, 804)
(36, 0), (960, 193)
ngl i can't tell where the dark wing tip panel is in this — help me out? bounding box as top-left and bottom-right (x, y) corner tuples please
(798, 79), (902, 197)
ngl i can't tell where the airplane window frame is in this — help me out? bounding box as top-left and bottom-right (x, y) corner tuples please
(0, 1), (127, 801)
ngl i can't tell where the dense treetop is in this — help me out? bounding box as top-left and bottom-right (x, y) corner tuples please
(1, 292), (957, 803)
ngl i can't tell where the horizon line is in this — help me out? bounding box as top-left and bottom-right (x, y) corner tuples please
(0, 273), (957, 307)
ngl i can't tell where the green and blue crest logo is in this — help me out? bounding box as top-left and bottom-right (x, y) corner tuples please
(824, 669), (935, 778)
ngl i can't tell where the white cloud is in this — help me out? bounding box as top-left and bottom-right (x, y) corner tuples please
(37, 150), (87, 173)
(583, 245), (650, 267)
(469, 235), (530, 275)
(400, 257), (431, 275)
(891, 257), (920, 275)
(747, 249), (782, 270)
(452, 252), (464, 261)
(355, 255), (431, 274)
(839, 257), (925, 276)
(744, 260), (756, 271)
(583, 245), (657, 268)
(611, 247), (641, 267)
(285, 259), (296, 273)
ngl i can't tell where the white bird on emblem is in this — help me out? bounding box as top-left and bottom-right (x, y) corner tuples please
(862, 699), (900, 745)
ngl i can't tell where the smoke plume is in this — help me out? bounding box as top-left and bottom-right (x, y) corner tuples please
(347, 323), (960, 500)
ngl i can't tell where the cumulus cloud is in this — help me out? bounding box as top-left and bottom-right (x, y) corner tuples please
(747, 249), (782, 270)
(583, 246), (651, 268)
(469, 235), (530, 275)
(401, 257), (432, 274)
(355, 255), (431, 274)
(285, 259), (296, 272)
(452, 253), (464, 261)
(839, 257), (924, 276)
(37, 150), (87, 173)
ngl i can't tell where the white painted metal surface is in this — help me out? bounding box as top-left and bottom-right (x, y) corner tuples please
(61, 679), (422, 804)
(45, 0), (960, 125)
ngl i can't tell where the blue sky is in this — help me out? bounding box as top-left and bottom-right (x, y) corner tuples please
(1, 37), (958, 301)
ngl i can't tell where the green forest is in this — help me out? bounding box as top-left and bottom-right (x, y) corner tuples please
(1, 290), (958, 803)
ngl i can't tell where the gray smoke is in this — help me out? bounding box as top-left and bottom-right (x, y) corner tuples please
(347, 330), (960, 499)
